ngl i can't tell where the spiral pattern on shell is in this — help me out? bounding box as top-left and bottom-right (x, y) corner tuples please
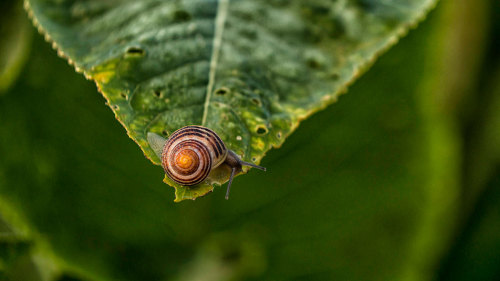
(161, 126), (228, 186)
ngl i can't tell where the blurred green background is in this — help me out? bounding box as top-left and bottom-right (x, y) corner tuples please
(1, 0), (499, 280)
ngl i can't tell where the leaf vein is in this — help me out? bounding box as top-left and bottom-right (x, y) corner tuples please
(201, 0), (229, 125)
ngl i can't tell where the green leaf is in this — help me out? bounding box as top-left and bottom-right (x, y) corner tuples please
(25, 0), (437, 200)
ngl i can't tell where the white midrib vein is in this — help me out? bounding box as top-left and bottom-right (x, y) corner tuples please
(201, 0), (229, 126)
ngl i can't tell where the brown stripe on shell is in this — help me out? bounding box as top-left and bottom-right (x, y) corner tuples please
(173, 126), (226, 156)
(195, 126), (226, 157)
(171, 130), (222, 158)
(167, 126), (227, 168)
(162, 139), (212, 186)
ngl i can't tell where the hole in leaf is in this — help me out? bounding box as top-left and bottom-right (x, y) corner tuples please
(306, 58), (321, 69)
(112, 105), (119, 110)
(215, 87), (229, 96)
(125, 47), (145, 56)
(307, 4), (330, 15)
(153, 90), (162, 98)
(162, 130), (168, 136)
(277, 132), (282, 139)
(256, 126), (268, 135)
(120, 93), (127, 99)
(251, 98), (261, 106)
(222, 249), (242, 263)
(252, 157), (257, 162)
(174, 10), (191, 22)
(240, 28), (257, 40)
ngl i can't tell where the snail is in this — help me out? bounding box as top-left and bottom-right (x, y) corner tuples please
(147, 125), (266, 199)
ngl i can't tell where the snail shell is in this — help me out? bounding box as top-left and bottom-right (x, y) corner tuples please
(147, 125), (266, 199)
(162, 125), (227, 185)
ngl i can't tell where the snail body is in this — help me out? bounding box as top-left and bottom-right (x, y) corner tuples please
(147, 126), (265, 199)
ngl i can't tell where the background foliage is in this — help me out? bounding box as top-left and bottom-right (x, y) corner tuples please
(0, 0), (499, 280)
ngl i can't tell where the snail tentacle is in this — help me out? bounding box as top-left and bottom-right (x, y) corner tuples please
(223, 150), (266, 199)
(239, 160), (266, 171)
(225, 167), (237, 200)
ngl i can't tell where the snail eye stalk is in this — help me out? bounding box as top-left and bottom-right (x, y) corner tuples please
(224, 150), (266, 200)
(225, 167), (237, 200)
(240, 161), (266, 171)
